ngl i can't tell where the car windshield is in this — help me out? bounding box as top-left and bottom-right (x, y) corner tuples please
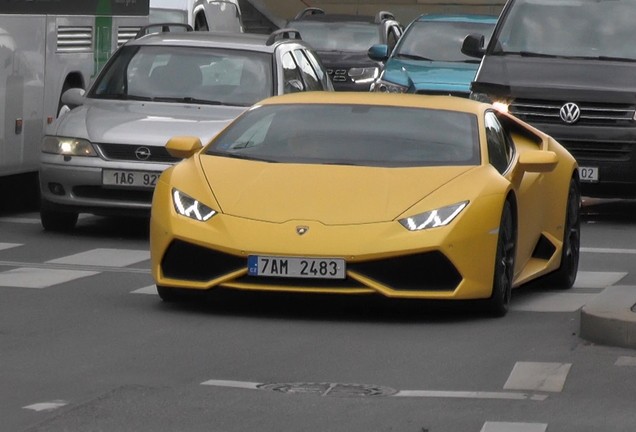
(292, 21), (381, 52)
(206, 104), (480, 167)
(494, 0), (636, 59)
(396, 20), (495, 62)
(89, 45), (273, 107)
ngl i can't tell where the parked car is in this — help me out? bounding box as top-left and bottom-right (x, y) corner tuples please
(368, 14), (497, 96)
(150, 0), (244, 33)
(39, 25), (333, 231)
(288, 8), (402, 91)
(463, 0), (636, 199)
(150, 92), (580, 317)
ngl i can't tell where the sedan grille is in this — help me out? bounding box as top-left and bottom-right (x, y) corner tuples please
(556, 139), (633, 162)
(509, 99), (636, 127)
(95, 143), (181, 163)
(327, 69), (349, 83)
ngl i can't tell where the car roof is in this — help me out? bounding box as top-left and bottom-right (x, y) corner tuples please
(127, 31), (303, 53)
(414, 13), (498, 24)
(256, 92), (485, 114)
(291, 14), (377, 24)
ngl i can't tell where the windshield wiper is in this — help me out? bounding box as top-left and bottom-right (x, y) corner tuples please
(210, 152), (277, 162)
(151, 97), (250, 107)
(395, 53), (434, 61)
(593, 55), (636, 63)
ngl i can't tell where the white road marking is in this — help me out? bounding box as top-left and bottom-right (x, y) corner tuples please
(0, 268), (100, 288)
(511, 293), (597, 312)
(201, 379), (260, 389)
(581, 247), (636, 255)
(0, 242), (22, 251)
(504, 362), (571, 393)
(0, 217), (40, 224)
(574, 271), (627, 289)
(47, 248), (150, 267)
(131, 285), (157, 295)
(480, 422), (547, 432)
(615, 356), (636, 367)
(22, 400), (68, 412)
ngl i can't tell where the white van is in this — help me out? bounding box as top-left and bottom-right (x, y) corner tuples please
(149, 0), (243, 33)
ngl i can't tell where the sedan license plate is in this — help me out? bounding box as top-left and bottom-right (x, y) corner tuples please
(248, 255), (346, 279)
(102, 169), (160, 188)
(578, 167), (598, 183)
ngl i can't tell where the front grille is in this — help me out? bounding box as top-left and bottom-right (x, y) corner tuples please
(117, 26), (141, 46)
(509, 99), (636, 127)
(73, 186), (154, 203)
(349, 251), (461, 291)
(161, 240), (246, 282)
(327, 69), (349, 83)
(557, 139), (633, 162)
(95, 143), (181, 163)
(416, 90), (469, 98)
(57, 26), (93, 53)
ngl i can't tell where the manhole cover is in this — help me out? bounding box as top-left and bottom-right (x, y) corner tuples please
(257, 382), (397, 397)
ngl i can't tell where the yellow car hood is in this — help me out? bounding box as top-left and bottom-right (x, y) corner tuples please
(199, 155), (475, 225)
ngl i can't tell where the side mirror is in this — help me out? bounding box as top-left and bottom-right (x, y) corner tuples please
(461, 33), (486, 58)
(166, 136), (203, 159)
(368, 44), (389, 62)
(518, 151), (558, 173)
(60, 88), (86, 110)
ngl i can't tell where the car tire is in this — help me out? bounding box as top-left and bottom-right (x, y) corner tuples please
(485, 200), (515, 317)
(156, 285), (183, 302)
(549, 178), (581, 289)
(40, 200), (78, 231)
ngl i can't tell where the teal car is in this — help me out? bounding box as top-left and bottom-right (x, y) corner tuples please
(368, 14), (497, 96)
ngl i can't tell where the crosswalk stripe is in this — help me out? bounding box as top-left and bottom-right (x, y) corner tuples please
(22, 400), (68, 412)
(480, 422), (547, 432)
(574, 271), (627, 289)
(131, 285), (157, 295)
(615, 356), (636, 367)
(581, 247), (636, 255)
(0, 260), (150, 274)
(47, 248), (150, 267)
(511, 293), (597, 312)
(504, 362), (571, 393)
(0, 268), (100, 288)
(0, 242), (22, 251)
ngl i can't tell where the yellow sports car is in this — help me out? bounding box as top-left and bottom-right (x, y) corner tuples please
(149, 92), (580, 316)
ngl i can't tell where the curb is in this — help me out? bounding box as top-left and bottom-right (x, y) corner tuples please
(580, 286), (636, 349)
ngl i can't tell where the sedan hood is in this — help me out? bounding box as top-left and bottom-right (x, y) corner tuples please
(385, 60), (478, 93)
(317, 51), (380, 68)
(54, 99), (248, 146)
(199, 156), (475, 225)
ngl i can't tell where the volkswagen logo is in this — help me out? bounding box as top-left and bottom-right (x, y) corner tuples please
(560, 102), (581, 124)
(135, 146), (151, 161)
(296, 226), (309, 236)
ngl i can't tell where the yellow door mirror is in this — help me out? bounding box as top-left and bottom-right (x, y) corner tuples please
(165, 136), (203, 159)
(518, 151), (558, 173)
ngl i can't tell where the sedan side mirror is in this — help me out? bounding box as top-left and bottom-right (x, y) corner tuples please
(461, 34), (486, 58)
(368, 44), (389, 62)
(166, 136), (203, 159)
(518, 151), (558, 173)
(60, 88), (86, 110)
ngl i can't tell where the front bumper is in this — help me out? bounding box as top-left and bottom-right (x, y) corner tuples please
(150, 180), (505, 300)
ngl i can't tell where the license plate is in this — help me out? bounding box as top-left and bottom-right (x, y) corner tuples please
(247, 255), (346, 279)
(578, 166), (599, 183)
(102, 169), (161, 188)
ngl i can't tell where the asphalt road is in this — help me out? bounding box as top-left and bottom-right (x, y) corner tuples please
(1, 199), (636, 432)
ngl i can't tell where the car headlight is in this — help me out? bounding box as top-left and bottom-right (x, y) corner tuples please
(172, 189), (217, 222)
(42, 136), (97, 156)
(399, 201), (469, 231)
(469, 93), (511, 113)
(372, 79), (408, 93)
(348, 67), (379, 84)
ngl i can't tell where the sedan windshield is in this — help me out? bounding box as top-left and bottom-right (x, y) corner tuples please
(494, 0), (636, 59)
(89, 45), (273, 107)
(206, 104), (480, 167)
(292, 22), (381, 52)
(396, 20), (495, 62)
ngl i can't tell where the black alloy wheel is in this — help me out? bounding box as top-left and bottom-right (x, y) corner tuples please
(550, 178), (581, 289)
(485, 200), (516, 317)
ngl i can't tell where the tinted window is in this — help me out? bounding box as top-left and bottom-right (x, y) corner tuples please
(495, 0), (636, 59)
(395, 20), (495, 62)
(281, 52), (305, 93)
(90, 45), (273, 107)
(292, 21), (381, 52)
(303, 49), (332, 90)
(207, 104), (480, 167)
(292, 50), (323, 91)
(485, 111), (512, 173)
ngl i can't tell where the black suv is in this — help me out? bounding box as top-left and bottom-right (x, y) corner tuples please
(463, 0), (636, 199)
(288, 8), (402, 91)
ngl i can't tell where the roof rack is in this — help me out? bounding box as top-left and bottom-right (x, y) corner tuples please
(134, 23), (194, 39)
(294, 7), (325, 20)
(374, 11), (395, 24)
(266, 28), (302, 46)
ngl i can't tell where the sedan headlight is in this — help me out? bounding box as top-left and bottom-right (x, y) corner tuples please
(172, 189), (217, 221)
(42, 136), (97, 156)
(348, 67), (379, 84)
(372, 79), (408, 93)
(399, 201), (469, 231)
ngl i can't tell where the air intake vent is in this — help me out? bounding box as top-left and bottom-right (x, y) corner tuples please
(57, 26), (93, 53)
(118, 26), (141, 46)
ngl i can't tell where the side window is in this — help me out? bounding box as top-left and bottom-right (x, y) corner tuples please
(485, 111), (513, 174)
(303, 49), (331, 90)
(292, 49), (323, 91)
(281, 51), (305, 94)
(194, 11), (209, 31)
